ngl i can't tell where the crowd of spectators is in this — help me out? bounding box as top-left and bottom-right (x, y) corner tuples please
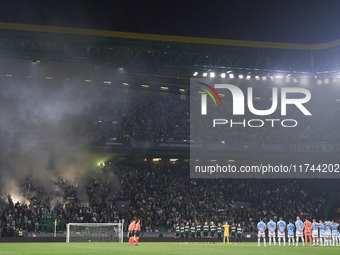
(0, 88), (338, 236)
(0, 162), (331, 235)
(87, 90), (340, 145)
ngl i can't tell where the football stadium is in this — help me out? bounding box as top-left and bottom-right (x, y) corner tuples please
(1, 1), (340, 254)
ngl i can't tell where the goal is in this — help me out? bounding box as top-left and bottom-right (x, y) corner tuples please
(66, 223), (123, 242)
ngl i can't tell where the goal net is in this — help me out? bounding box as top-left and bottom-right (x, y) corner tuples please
(66, 223), (123, 242)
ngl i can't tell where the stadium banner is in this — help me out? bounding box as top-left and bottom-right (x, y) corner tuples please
(189, 77), (339, 178)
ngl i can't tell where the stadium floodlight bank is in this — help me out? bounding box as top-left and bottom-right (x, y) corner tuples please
(66, 223), (123, 243)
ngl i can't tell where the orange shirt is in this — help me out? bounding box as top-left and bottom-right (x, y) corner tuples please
(135, 222), (141, 231)
(304, 221), (312, 232)
(128, 222), (136, 232)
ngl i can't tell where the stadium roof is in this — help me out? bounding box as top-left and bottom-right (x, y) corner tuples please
(1, 22), (340, 89)
(3, 22), (340, 51)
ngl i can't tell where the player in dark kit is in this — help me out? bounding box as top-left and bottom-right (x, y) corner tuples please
(230, 223), (236, 243)
(217, 223), (223, 243)
(196, 222), (202, 243)
(236, 223), (243, 244)
(179, 223), (185, 243)
(185, 222), (190, 243)
(210, 221), (216, 243)
(190, 222), (196, 244)
(203, 222), (209, 242)
(175, 223), (180, 244)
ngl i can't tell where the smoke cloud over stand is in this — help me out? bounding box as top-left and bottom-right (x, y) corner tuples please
(0, 59), (121, 207)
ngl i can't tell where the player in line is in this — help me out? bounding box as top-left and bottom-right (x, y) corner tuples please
(318, 220), (325, 246)
(304, 218), (313, 246)
(287, 220), (295, 246)
(222, 221), (230, 244)
(312, 219), (319, 246)
(257, 218), (267, 246)
(210, 221), (216, 243)
(196, 221), (202, 244)
(185, 222), (190, 243)
(325, 219), (331, 246)
(236, 223), (243, 244)
(277, 217), (286, 246)
(175, 222), (180, 244)
(338, 223), (340, 246)
(295, 216), (304, 246)
(190, 222), (196, 244)
(230, 223), (236, 243)
(267, 217), (276, 246)
(179, 223), (185, 243)
(331, 220), (339, 246)
(203, 221), (209, 243)
(217, 223), (223, 244)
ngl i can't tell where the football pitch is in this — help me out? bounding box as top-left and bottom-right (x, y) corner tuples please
(0, 242), (338, 255)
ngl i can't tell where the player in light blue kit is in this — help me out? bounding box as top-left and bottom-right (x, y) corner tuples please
(295, 216), (304, 246)
(277, 217), (286, 246)
(287, 220), (295, 246)
(312, 219), (319, 246)
(338, 222), (340, 246)
(331, 220), (338, 246)
(257, 218), (267, 246)
(267, 218), (276, 246)
(318, 220), (325, 246)
(324, 219), (331, 246)
(337, 221), (340, 246)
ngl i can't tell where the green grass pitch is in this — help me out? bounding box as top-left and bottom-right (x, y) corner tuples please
(0, 242), (338, 255)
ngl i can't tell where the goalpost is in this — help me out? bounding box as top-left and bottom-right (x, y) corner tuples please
(66, 223), (123, 243)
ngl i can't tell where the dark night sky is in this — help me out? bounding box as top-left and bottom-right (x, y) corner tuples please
(1, 0), (340, 43)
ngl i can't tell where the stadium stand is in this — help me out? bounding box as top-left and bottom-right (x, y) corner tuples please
(0, 162), (332, 236)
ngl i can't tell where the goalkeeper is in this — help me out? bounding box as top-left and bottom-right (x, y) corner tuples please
(304, 218), (313, 246)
